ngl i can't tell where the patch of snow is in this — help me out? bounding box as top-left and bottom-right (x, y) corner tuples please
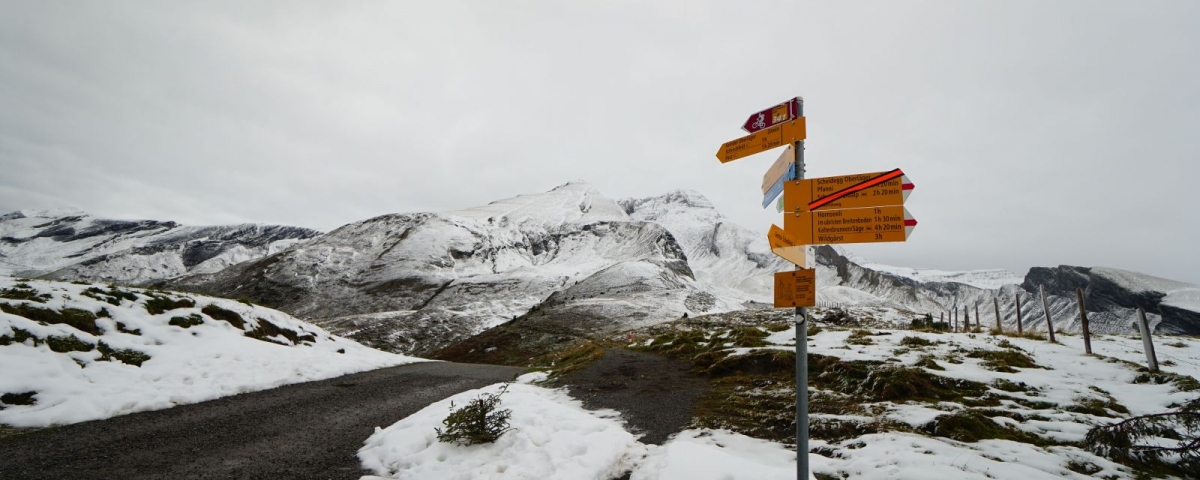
(631, 429), (812, 480)
(358, 383), (641, 480)
(0, 277), (421, 427)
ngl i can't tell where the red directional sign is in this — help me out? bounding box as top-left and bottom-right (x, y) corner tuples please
(743, 97), (800, 133)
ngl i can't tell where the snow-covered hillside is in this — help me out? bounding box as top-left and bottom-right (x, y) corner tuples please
(0, 209), (319, 284)
(168, 182), (752, 354)
(0, 277), (421, 427)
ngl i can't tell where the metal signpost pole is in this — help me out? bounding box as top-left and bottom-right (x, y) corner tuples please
(794, 98), (809, 480)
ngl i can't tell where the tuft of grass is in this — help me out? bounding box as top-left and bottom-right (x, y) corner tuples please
(169, 314), (205, 329)
(0, 303), (100, 335)
(965, 348), (1042, 372)
(845, 329), (875, 346)
(97, 341), (151, 367)
(0, 327), (38, 346)
(245, 317), (317, 345)
(1, 391), (37, 406)
(82, 287), (138, 306)
(1132, 370), (1200, 392)
(1065, 388), (1129, 418)
(914, 354), (944, 371)
(201, 304), (245, 329)
(143, 294), (196, 315)
(921, 409), (1046, 444)
(46, 334), (94, 353)
(531, 341), (606, 377)
(810, 354), (988, 403)
(899, 336), (938, 348)
(708, 349), (794, 376)
(0, 285), (52, 303)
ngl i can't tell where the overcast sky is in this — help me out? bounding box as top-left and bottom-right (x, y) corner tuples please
(2, 1), (1198, 284)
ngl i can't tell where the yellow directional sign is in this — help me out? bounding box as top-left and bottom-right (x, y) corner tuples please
(775, 269), (816, 308)
(783, 206), (917, 245)
(768, 224), (807, 266)
(716, 118), (806, 163)
(784, 170), (912, 212)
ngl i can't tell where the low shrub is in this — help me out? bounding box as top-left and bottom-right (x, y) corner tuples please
(436, 384), (514, 446)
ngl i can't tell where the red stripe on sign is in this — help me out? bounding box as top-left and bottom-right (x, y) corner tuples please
(808, 168), (904, 211)
(904, 219), (918, 226)
(902, 183), (914, 190)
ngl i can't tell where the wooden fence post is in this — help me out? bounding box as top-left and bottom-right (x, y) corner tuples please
(1014, 294), (1023, 335)
(993, 297), (1002, 334)
(1076, 287), (1092, 354)
(964, 307), (970, 332)
(975, 305), (981, 332)
(1136, 308), (1159, 372)
(1040, 285), (1056, 343)
(953, 308), (958, 332)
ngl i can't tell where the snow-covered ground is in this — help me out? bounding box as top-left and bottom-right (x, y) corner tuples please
(0, 277), (423, 427)
(358, 324), (1199, 479)
(358, 373), (814, 480)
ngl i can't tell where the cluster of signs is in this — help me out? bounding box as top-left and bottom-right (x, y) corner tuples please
(717, 97), (917, 308)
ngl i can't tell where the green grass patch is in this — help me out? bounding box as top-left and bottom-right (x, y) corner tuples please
(0, 327), (37, 346)
(914, 354), (944, 371)
(201, 304), (245, 329)
(46, 334), (94, 353)
(810, 354), (989, 403)
(531, 341), (606, 377)
(0, 303), (100, 335)
(1, 391), (37, 406)
(82, 287), (139, 306)
(169, 314), (205, 328)
(98, 341), (151, 367)
(245, 317), (317, 345)
(965, 348), (1042, 372)
(143, 294), (196, 315)
(921, 409), (1047, 444)
(0, 285), (51, 303)
(899, 336), (938, 348)
(845, 329), (875, 346)
(1132, 370), (1200, 392)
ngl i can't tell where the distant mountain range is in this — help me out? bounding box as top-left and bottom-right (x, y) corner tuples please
(4, 182), (1197, 355)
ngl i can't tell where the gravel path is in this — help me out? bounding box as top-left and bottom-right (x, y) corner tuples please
(555, 348), (707, 445)
(0, 361), (523, 479)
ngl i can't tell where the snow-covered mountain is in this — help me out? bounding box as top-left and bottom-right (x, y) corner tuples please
(11, 183), (1196, 356)
(166, 182), (750, 354)
(0, 209), (320, 284)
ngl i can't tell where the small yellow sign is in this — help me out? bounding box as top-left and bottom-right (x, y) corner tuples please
(716, 118), (806, 163)
(767, 224), (807, 266)
(774, 269), (816, 308)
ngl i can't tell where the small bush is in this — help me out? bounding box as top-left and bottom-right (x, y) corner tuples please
(436, 384), (514, 446)
(82, 287), (138, 306)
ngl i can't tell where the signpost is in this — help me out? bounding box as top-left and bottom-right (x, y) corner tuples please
(783, 206), (917, 245)
(743, 97), (800, 133)
(714, 96), (918, 480)
(783, 170), (913, 212)
(716, 118), (806, 163)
